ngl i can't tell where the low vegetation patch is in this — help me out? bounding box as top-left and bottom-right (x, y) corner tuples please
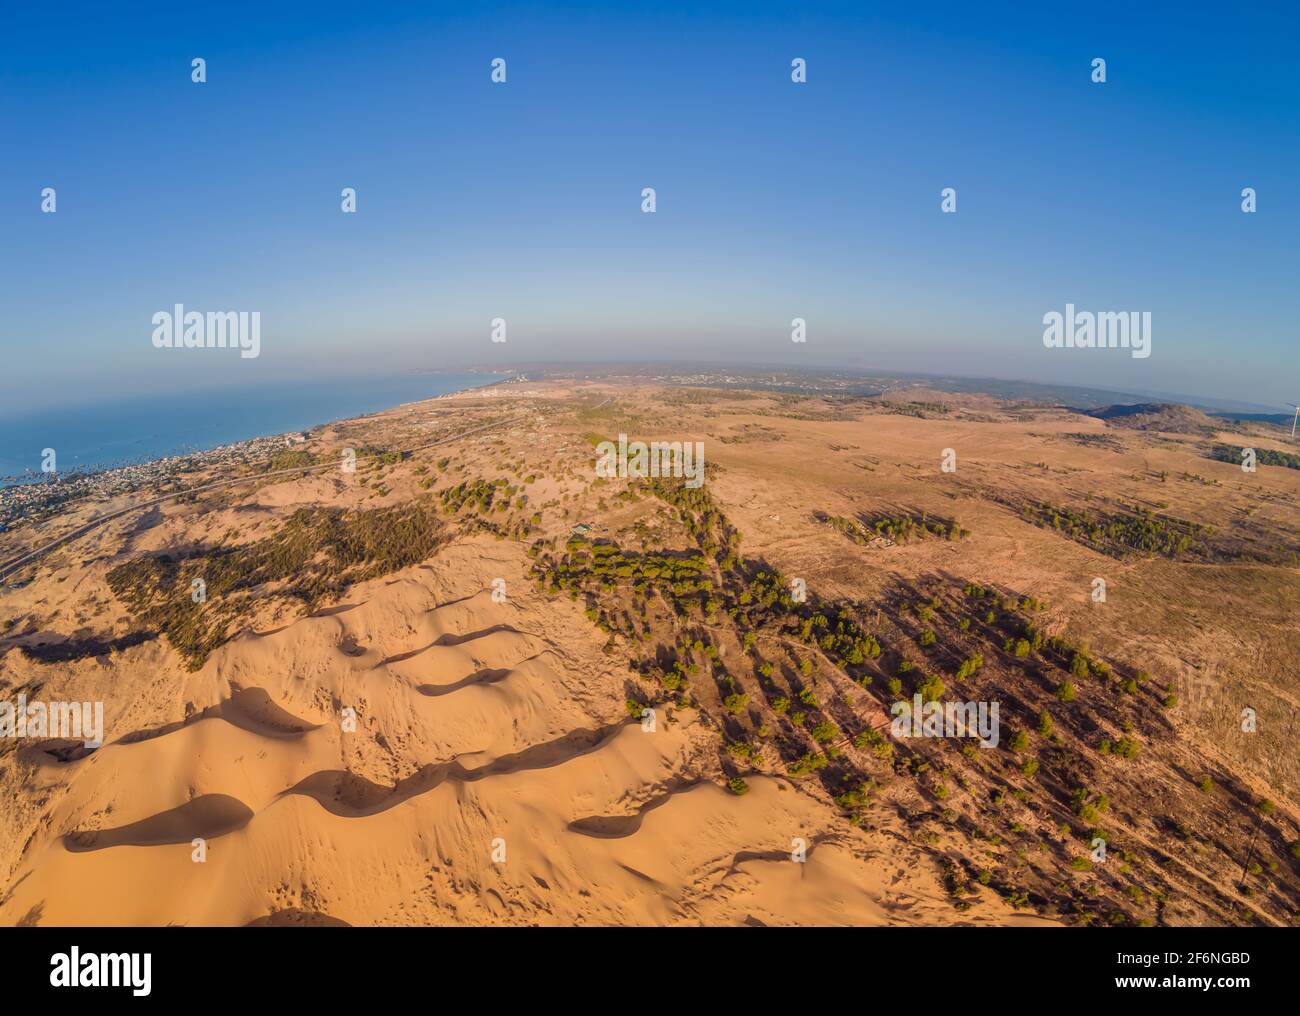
(108, 500), (447, 668)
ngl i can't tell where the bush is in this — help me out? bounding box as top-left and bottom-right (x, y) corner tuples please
(788, 753), (829, 777)
(726, 777), (749, 796)
(107, 501), (448, 670)
(1056, 681), (1077, 702)
(917, 674), (946, 703)
(1009, 730), (1030, 752)
(1037, 710), (1054, 737)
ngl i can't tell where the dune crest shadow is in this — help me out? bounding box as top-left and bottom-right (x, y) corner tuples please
(64, 794), (254, 852)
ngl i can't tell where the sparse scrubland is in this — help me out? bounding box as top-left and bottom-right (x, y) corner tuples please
(1, 380), (1297, 927)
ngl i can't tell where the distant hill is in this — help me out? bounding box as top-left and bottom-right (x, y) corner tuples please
(1087, 402), (1217, 434)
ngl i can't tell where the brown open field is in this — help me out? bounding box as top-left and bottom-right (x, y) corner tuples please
(2, 379), (1297, 926)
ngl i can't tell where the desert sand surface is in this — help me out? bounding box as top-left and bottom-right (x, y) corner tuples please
(2, 379), (1297, 926)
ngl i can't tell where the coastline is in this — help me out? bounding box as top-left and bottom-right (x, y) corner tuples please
(0, 371), (511, 485)
(0, 372), (513, 532)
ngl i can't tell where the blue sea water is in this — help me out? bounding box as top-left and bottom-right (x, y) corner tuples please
(0, 373), (503, 481)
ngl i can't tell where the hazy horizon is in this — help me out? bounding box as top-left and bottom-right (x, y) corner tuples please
(0, 357), (1286, 420)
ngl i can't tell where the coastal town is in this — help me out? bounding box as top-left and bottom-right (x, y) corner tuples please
(0, 432), (305, 533)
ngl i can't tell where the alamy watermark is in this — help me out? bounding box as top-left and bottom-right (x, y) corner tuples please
(891, 693), (1000, 748)
(1, 695), (104, 746)
(1042, 303), (1151, 359)
(595, 433), (704, 488)
(151, 304), (261, 359)
(50, 948), (150, 996)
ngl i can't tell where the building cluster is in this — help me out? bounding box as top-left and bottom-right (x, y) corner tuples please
(0, 433), (292, 531)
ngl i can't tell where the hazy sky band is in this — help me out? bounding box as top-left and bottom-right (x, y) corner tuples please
(1, 0), (1296, 411)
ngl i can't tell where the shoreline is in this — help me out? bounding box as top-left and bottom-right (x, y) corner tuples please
(0, 371), (514, 487)
(0, 373), (517, 532)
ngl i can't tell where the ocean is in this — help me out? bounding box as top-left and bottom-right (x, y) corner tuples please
(0, 373), (504, 481)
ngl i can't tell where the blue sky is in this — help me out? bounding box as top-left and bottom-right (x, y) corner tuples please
(1, 0), (1296, 413)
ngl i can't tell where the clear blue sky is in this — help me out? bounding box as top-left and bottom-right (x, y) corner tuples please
(1, 0), (1296, 413)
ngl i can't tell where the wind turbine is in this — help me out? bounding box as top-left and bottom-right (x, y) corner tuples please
(1291, 404), (1300, 439)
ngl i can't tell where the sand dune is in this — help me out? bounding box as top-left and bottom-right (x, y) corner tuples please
(0, 528), (1042, 926)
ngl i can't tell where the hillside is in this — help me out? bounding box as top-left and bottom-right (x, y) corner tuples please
(1087, 403), (1218, 434)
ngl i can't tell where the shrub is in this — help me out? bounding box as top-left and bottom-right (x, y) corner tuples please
(1009, 730), (1030, 752)
(1038, 710), (1054, 737)
(726, 777), (749, 796)
(835, 784), (872, 811)
(1056, 681), (1077, 702)
(913, 674), (943, 703)
(788, 753), (829, 777)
